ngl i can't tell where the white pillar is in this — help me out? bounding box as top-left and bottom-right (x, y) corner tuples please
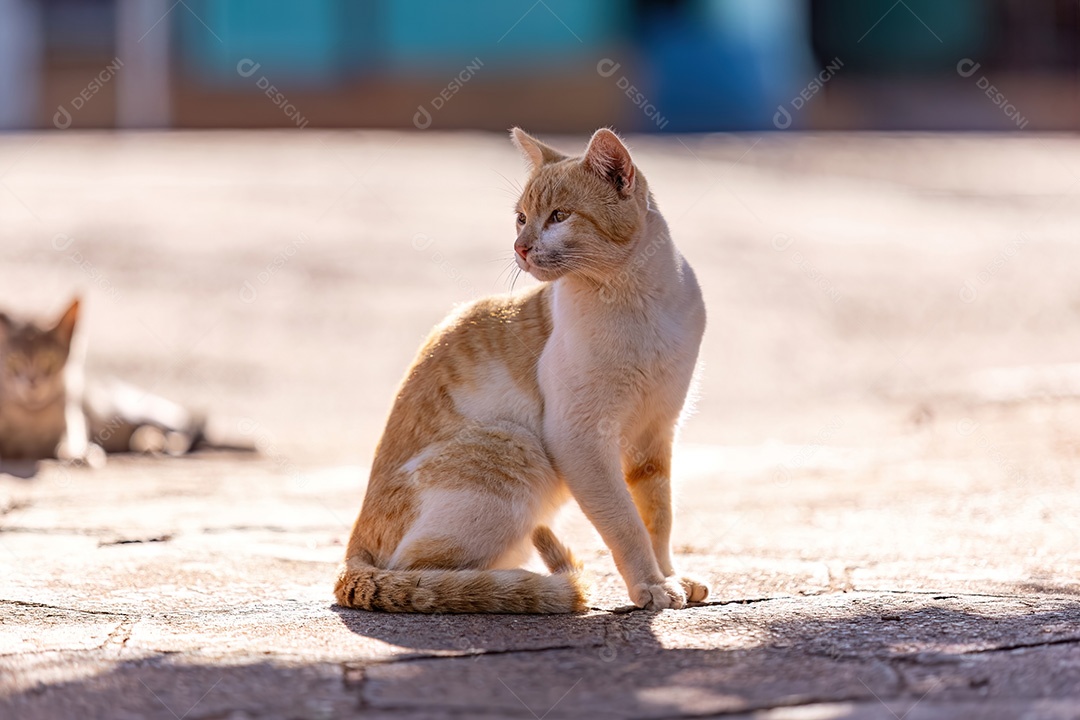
(116, 0), (172, 128)
(0, 0), (42, 129)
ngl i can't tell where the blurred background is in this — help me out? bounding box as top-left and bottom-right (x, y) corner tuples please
(1, 0), (1078, 469)
(1, 0), (1077, 132)
(5, 5), (1080, 710)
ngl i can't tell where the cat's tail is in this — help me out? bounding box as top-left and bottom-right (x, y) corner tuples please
(334, 527), (588, 614)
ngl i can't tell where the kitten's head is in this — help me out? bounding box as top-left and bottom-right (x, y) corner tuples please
(510, 128), (650, 283)
(0, 299), (79, 410)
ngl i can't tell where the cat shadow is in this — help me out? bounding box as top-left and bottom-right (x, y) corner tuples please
(323, 597), (1080, 716)
(331, 603), (629, 655)
(0, 445), (258, 481)
(5, 599), (1079, 718)
(0, 459), (41, 479)
(328, 594), (747, 657)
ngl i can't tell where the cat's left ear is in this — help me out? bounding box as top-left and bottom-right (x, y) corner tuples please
(583, 128), (635, 198)
(52, 298), (80, 347)
(511, 127), (566, 173)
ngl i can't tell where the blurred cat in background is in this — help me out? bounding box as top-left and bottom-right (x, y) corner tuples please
(0, 298), (209, 468)
(0, 299), (83, 462)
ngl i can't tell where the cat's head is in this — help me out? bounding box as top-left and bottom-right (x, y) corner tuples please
(0, 299), (79, 409)
(510, 128), (650, 283)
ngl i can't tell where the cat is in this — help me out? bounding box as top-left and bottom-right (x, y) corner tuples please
(0, 298), (210, 467)
(335, 128), (708, 613)
(0, 299), (85, 462)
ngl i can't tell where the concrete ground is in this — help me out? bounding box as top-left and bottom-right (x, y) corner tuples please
(1, 131), (1079, 718)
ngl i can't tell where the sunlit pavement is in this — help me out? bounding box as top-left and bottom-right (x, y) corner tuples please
(2, 132), (1079, 718)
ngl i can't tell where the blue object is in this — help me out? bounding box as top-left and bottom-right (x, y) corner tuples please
(180, 0), (353, 86)
(381, 0), (624, 72)
(642, 0), (813, 131)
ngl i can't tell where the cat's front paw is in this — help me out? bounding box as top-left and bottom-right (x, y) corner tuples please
(631, 579), (687, 610)
(57, 441), (106, 469)
(672, 574), (710, 603)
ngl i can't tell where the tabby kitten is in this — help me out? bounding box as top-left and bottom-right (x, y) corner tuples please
(0, 299), (209, 465)
(335, 128), (707, 613)
(0, 299), (87, 462)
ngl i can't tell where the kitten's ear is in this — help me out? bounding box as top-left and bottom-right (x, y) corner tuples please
(52, 298), (80, 347)
(510, 127), (566, 173)
(583, 128), (635, 198)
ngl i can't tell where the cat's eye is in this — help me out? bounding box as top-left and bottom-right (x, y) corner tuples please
(550, 210), (569, 223)
(515, 212), (527, 226)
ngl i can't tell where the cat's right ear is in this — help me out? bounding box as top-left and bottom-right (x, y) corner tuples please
(52, 298), (80, 348)
(510, 128), (566, 173)
(0, 312), (9, 340)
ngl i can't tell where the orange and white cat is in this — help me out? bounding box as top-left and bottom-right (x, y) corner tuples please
(335, 128), (707, 612)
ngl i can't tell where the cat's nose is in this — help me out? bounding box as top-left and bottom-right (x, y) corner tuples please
(514, 240), (531, 260)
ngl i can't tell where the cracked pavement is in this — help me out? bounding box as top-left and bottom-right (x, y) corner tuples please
(2, 132), (1080, 718)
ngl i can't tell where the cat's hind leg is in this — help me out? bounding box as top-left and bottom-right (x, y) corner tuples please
(532, 525), (582, 573)
(389, 421), (560, 573)
(335, 421), (586, 613)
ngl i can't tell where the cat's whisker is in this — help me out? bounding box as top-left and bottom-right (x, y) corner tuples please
(509, 267), (524, 293)
(495, 259), (519, 289)
(494, 171), (524, 197)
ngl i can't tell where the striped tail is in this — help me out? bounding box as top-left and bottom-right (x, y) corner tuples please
(334, 526), (588, 614)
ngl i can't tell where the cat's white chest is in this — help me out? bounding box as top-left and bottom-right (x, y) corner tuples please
(538, 273), (703, 420)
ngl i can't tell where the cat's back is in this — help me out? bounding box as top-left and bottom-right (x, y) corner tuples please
(422, 284), (552, 368)
(374, 285), (553, 469)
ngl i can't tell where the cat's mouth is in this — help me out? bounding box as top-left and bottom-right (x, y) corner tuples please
(11, 387), (60, 411)
(516, 253), (567, 282)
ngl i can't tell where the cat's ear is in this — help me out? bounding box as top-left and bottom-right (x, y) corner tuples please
(52, 298), (80, 347)
(0, 312), (9, 340)
(510, 127), (566, 173)
(583, 128), (635, 198)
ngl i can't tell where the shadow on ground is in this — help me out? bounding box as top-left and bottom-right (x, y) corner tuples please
(6, 598), (1079, 719)
(0, 460), (42, 479)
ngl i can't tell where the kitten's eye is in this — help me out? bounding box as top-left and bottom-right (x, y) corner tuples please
(550, 210), (569, 223)
(515, 212), (527, 226)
